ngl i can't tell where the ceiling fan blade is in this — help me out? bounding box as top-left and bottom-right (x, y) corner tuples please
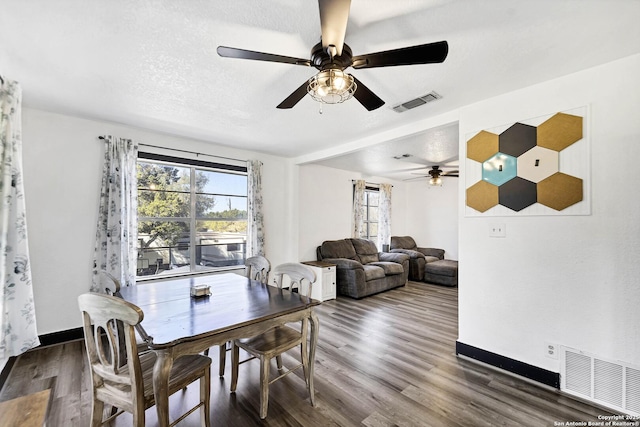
(276, 80), (310, 109)
(352, 41), (448, 69)
(217, 46), (311, 66)
(352, 76), (385, 111)
(443, 170), (459, 176)
(318, 0), (351, 56)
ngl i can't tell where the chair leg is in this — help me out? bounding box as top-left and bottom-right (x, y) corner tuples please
(300, 339), (309, 385)
(230, 342), (240, 392)
(275, 354), (283, 370)
(132, 402), (146, 427)
(90, 398), (104, 427)
(201, 365), (211, 427)
(259, 355), (270, 419)
(218, 343), (227, 377)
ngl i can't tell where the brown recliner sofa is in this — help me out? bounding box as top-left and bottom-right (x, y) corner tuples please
(389, 236), (445, 281)
(317, 238), (409, 299)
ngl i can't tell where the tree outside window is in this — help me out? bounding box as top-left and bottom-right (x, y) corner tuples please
(136, 158), (247, 278)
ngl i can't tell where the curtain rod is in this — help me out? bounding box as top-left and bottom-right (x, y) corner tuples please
(98, 135), (247, 163)
(351, 180), (393, 187)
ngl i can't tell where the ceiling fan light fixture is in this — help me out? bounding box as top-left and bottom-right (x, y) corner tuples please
(308, 69), (356, 104)
(429, 176), (442, 186)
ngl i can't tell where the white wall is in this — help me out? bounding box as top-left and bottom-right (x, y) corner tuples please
(458, 53), (640, 371)
(21, 109), (295, 335)
(404, 179), (459, 259)
(297, 164), (408, 262)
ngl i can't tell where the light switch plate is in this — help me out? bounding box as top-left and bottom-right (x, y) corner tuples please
(489, 223), (506, 237)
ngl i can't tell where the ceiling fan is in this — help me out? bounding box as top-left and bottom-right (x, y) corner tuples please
(217, 0), (448, 111)
(405, 165), (459, 185)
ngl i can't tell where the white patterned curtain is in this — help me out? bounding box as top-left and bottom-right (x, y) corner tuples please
(377, 183), (392, 250)
(246, 160), (264, 257)
(91, 136), (138, 291)
(352, 179), (366, 238)
(0, 78), (40, 364)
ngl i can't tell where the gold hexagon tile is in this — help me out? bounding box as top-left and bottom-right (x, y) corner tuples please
(537, 113), (583, 151)
(466, 180), (499, 212)
(467, 130), (499, 162)
(538, 172), (583, 211)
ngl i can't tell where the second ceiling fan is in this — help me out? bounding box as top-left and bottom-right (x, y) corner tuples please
(217, 0), (448, 111)
(405, 165), (459, 185)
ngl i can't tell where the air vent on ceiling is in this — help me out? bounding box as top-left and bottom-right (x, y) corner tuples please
(392, 91), (442, 113)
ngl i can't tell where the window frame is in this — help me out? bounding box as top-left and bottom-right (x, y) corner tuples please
(363, 186), (379, 240)
(354, 184), (380, 241)
(136, 152), (248, 280)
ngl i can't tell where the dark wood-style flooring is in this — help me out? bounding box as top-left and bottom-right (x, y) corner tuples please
(0, 281), (611, 426)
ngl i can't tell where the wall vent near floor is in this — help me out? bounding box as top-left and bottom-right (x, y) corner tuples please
(561, 346), (640, 416)
(392, 91), (442, 113)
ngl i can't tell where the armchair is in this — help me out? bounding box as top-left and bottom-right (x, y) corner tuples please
(389, 236), (444, 281)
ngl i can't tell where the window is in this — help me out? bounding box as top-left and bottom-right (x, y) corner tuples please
(136, 153), (248, 278)
(362, 187), (379, 240)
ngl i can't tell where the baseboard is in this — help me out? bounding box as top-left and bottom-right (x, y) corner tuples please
(0, 328), (84, 392)
(456, 341), (560, 389)
(37, 327), (84, 347)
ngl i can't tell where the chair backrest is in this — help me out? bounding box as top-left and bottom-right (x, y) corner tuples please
(78, 293), (145, 408)
(390, 236), (418, 251)
(318, 239), (357, 261)
(94, 270), (122, 296)
(245, 255), (271, 284)
(272, 263), (316, 298)
(93, 271), (152, 351)
(350, 238), (380, 265)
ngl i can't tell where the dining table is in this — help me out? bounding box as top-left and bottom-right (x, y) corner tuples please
(118, 272), (320, 426)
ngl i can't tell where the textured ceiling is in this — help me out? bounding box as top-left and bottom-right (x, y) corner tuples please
(315, 121), (460, 181)
(1, 0), (639, 180)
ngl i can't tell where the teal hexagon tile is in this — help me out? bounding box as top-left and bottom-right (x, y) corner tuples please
(482, 152), (517, 186)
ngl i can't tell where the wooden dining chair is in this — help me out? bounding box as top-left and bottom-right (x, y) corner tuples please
(78, 292), (212, 427)
(94, 270), (123, 296)
(95, 270), (151, 355)
(245, 255), (271, 284)
(214, 255), (272, 376)
(230, 262), (316, 419)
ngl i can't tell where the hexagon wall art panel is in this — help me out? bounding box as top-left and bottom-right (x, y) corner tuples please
(465, 106), (590, 216)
